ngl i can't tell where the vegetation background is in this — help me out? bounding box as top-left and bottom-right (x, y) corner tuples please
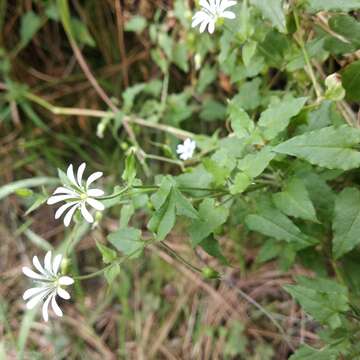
(1, 0), (360, 359)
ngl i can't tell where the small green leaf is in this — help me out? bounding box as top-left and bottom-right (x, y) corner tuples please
(20, 12), (42, 46)
(332, 188), (360, 259)
(172, 188), (199, 220)
(229, 172), (252, 194)
(289, 346), (338, 360)
(199, 235), (229, 265)
(229, 104), (254, 139)
(96, 242), (117, 264)
(342, 60), (360, 102)
(307, 0), (360, 12)
(122, 149), (137, 185)
(273, 178), (318, 222)
(108, 227), (144, 258)
(125, 16), (147, 33)
(189, 199), (229, 247)
(251, 0), (287, 33)
(237, 147), (275, 178)
(274, 125), (360, 170)
(104, 263), (120, 284)
(284, 276), (349, 329)
(242, 41), (257, 67)
(258, 97), (307, 140)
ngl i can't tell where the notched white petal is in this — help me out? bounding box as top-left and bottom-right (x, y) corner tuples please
(58, 276), (74, 286)
(51, 295), (63, 317)
(57, 287), (71, 300)
(86, 198), (105, 211)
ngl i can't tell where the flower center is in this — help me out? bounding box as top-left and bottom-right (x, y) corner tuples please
(80, 193), (88, 200)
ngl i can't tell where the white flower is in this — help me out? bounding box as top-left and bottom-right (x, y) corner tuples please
(176, 138), (196, 160)
(192, 0), (236, 34)
(47, 163), (105, 227)
(22, 251), (74, 322)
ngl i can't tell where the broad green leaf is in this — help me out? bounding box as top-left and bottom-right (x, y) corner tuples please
(289, 346), (338, 360)
(258, 97), (307, 140)
(172, 188), (199, 220)
(237, 147), (275, 178)
(332, 188), (360, 259)
(189, 199), (229, 247)
(342, 60), (360, 102)
(108, 227), (144, 258)
(329, 15), (360, 48)
(119, 204), (135, 229)
(284, 276), (349, 329)
(251, 0), (287, 33)
(200, 100), (226, 122)
(273, 178), (318, 222)
(274, 125), (360, 170)
(245, 203), (315, 247)
(20, 11), (42, 46)
(228, 104), (254, 139)
(104, 263), (121, 284)
(307, 0), (360, 12)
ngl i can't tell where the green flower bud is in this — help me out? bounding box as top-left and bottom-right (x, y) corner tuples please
(202, 267), (220, 279)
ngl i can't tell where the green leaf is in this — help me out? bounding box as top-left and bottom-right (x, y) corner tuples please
(306, 0), (360, 12)
(71, 18), (95, 47)
(289, 346), (338, 360)
(20, 11), (42, 46)
(251, 0), (287, 33)
(199, 235), (229, 265)
(245, 202), (315, 247)
(0, 177), (59, 201)
(172, 42), (189, 72)
(237, 147), (275, 178)
(229, 172), (253, 194)
(332, 188), (360, 259)
(148, 189), (176, 241)
(229, 103), (254, 139)
(104, 263), (120, 284)
(189, 199), (229, 247)
(122, 149), (137, 185)
(273, 178), (318, 222)
(274, 125), (360, 170)
(258, 97), (307, 140)
(96, 242), (117, 264)
(108, 227), (144, 258)
(125, 16), (147, 33)
(328, 15), (360, 48)
(284, 276), (349, 329)
(242, 41), (257, 67)
(342, 60), (360, 102)
(172, 188), (199, 220)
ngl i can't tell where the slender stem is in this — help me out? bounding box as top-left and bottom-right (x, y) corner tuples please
(293, 10), (322, 100)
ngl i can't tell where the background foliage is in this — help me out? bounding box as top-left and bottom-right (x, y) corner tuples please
(1, 0), (360, 359)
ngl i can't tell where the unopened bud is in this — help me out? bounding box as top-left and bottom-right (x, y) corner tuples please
(202, 267), (220, 279)
(325, 73), (345, 101)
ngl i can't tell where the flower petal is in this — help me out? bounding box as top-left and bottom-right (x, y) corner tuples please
(221, 10), (236, 19)
(63, 203), (79, 227)
(23, 286), (48, 301)
(53, 187), (78, 196)
(51, 295), (63, 317)
(87, 188), (104, 197)
(32, 256), (47, 276)
(42, 293), (52, 322)
(86, 172), (103, 189)
(86, 198), (105, 211)
(47, 194), (79, 205)
(80, 202), (94, 223)
(66, 164), (79, 188)
(52, 254), (63, 275)
(57, 287), (71, 300)
(58, 276), (74, 286)
(22, 266), (48, 281)
(44, 251), (53, 274)
(55, 201), (80, 220)
(26, 289), (50, 309)
(77, 163), (86, 187)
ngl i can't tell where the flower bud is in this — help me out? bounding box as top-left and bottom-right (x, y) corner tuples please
(202, 267), (220, 279)
(325, 73), (345, 101)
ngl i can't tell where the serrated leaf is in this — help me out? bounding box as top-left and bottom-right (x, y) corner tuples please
(307, 0), (360, 12)
(228, 103), (254, 139)
(251, 0), (287, 33)
(245, 203), (315, 247)
(284, 276), (349, 329)
(332, 188), (360, 259)
(108, 227), (144, 258)
(258, 97), (307, 140)
(273, 178), (318, 222)
(274, 125), (360, 170)
(189, 199), (229, 247)
(289, 346), (338, 360)
(237, 147), (275, 178)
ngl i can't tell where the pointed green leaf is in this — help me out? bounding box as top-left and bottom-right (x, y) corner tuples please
(108, 227), (144, 258)
(274, 125), (360, 170)
(251, 0), (287, 33)
(333, 188), (360, 259)
(273, 178), (318, 222)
